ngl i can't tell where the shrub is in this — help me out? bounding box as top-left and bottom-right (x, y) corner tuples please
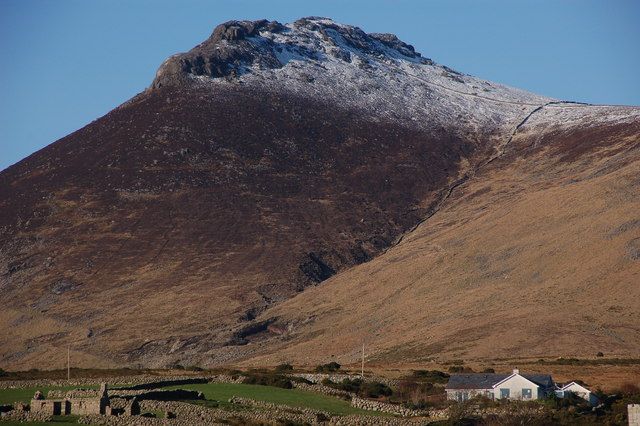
(321, 377), (392, 398)
(290, 376), (312, 385)
(0, 369), (6, 377)
(243, 370), (293, 389)
(483, 368), (495, 373)
(618, 383), (640, 396)
(275, 363), (293, 373)
(395, 380), (441, 407)
(315, 362), (341, 373)
(411, 370), (449, 383)
(596, 351), (604, 357)
(360, 381), (393, 398)
(448, 366), (473, 373)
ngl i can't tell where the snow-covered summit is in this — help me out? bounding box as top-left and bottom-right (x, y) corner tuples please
(150, 17), (557, 137)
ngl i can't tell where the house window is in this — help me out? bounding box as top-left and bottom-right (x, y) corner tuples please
(500, 388), (510, 399)
(522, 388), (532, 399)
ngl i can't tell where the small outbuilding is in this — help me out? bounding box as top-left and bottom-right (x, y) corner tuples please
(556, 381), (599, 406)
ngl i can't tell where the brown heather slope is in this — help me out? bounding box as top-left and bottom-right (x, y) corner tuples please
(242, 105), (640, 366)
(0, 84), (485, 369)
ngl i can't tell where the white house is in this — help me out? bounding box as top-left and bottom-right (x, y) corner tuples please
(446, 369), (554, 402)
(556, 381), (599, 406)
(492, 369), (554, 400)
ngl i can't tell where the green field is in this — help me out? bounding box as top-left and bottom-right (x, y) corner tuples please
(165, 382), (381, 415)
(0, 382), (383, 421)
(0, 385), (101, 406)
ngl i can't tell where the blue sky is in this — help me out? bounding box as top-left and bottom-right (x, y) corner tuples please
(1, 0), (639, 171)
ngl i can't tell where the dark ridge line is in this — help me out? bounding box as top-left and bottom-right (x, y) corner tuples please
(387, 100), (564, 251)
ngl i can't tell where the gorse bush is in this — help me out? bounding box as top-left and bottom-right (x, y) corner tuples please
(448, 366), (474, 373)
(322, 378), (392, 398)
(274, 363), (293, 373)
(411, 370), (449, 383)
(243, 370), (293, 389)
(315, 362), (341, 373)
(394, 379), (444, 409)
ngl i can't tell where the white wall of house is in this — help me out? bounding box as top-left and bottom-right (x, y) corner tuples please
(493, 375), (540, 400)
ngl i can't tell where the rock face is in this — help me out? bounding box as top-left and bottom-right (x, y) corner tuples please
(151, 18), (423, 89)
(1, 17), (639, 369)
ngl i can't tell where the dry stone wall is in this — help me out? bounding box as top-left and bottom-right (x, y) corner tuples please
(0, 409), (53, 423)
(350, 396), (424, 417)
(292, 381), (355, 399)
(291, 373), (399, 387)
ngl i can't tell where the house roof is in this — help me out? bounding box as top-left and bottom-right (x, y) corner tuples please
(492, 373), (554, 389)
(445, 374), (508, 390)
(446, 373), (554, 390)
(560, 382), (591, 392)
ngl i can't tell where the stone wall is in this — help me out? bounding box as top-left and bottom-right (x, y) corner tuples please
(0, 373), (240, 390)
(48, 388), (99, 399)
(292, 381), (354, 399)
(67, 397), (105, 415)
(629, 404), (640, 426)
(0, 409), (53, 423)
(291, 373), (398, 387)
(350, 396), (424, 417)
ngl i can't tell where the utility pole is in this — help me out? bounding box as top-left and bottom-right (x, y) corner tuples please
(361, 343), (365, 379)
(67, 345), (70, 381)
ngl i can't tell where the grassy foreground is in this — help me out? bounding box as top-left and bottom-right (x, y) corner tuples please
(165, 382), (377, 415)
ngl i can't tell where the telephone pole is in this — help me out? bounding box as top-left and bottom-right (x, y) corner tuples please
(361, 343), (365, 379)
(67, 345), (70, 381)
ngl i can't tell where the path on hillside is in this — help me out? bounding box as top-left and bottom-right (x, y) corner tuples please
(387, 99), (564, 249)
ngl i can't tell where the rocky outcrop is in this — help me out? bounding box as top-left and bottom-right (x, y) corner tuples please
(150, 17), (429, 90)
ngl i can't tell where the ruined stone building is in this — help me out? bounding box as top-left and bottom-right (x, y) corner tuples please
(30, 382), (110, 416)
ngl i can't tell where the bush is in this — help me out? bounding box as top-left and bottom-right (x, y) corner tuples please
(596, 351), (604, 357)
(315, 362), (341, 373)
(361, 381), (393, 398)
(322, 378), (392, 398)
(618, 383), (640, 396)
(394, 379), (442, 407)
(411, 370), (449, 383)
(243, 371), (293, 389)
(0, 369), (6, 377)
(275, 363), (293, 373)
(483, 368), (495, 373)
(448, 366), (474, 373)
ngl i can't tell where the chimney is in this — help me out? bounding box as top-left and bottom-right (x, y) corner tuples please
(513, 368), (520, 375)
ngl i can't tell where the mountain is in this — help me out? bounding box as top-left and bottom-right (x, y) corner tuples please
(1, 17), (639, 369)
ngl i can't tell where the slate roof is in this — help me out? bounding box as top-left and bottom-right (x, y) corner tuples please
(445, 374), (508, 390)
(446, 373), (554, 390)
(522, 374), (554, 388)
